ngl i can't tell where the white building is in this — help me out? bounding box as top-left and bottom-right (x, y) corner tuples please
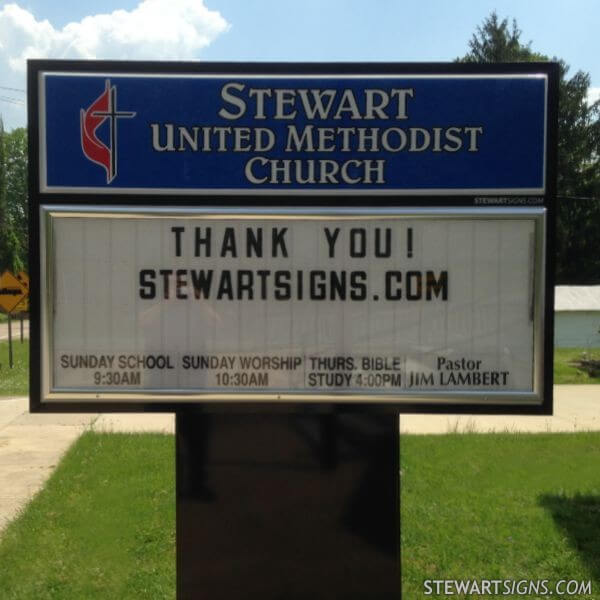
(554, 286), (600, 348)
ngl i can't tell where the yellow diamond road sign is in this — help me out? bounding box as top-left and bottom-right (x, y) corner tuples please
(14, 271), (30, 312)
(0, 270), (27, 313)
(16, 271), (29, 289)
(13, 296), (30, 313)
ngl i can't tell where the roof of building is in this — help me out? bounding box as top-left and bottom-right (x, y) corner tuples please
(555, 286), (600, 311)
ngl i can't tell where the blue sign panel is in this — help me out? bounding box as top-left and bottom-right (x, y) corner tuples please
(40, 72), (547, 194)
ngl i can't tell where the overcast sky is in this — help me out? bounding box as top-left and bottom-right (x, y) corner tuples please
(1, 0), (598, 130)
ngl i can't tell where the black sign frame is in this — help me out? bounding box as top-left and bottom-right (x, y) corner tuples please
(28, 60), (558, 415)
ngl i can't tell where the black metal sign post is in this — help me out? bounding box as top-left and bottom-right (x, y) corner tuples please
(176, 411), (399, 599)
(0, 270), (27, 368)
(28, 61), (557, 599)
(8, 312), (13, 369)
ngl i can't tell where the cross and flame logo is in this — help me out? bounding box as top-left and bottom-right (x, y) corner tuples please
(80, 80), (136, 184)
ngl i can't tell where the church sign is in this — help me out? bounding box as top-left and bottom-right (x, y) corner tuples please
(29, 61), (557, 412)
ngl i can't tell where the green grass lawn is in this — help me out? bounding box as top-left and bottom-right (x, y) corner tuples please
(0, 432), (175, 600)
(0, 339), (29, 396)
(554, 348), (600, 384)
(401, 433), (600, 599)
(1, 432), (599, 599)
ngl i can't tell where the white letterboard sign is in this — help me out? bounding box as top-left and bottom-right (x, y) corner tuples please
(41, 207), (545, 404)
(30, 61), (557, 411)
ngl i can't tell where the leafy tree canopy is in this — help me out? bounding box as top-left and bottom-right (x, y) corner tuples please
(459, 13), (545, 63)
(0, 122), (27, 274)
(460, 12), (600, 284)
(3, 127), (27, 270)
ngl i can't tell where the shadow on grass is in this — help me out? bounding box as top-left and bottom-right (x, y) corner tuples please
(539, 494), (600, 582)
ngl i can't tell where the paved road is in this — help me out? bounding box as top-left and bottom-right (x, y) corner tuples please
(400, 385), (600, 434)
(0, 386), (599, 536)
(0, 318), (29, 341)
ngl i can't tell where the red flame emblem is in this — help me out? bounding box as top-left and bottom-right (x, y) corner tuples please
(80, 80), (135, 184)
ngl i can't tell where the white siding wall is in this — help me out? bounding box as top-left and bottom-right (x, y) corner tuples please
(555, 311), (600, 347)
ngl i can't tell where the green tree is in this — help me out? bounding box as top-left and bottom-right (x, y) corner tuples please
(460, 12), (600, 284)
(555, 68), (600, 283)
(459, 13), (544, 63)
(0, 120), (26, 274)
(3, 127), (28, 271)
